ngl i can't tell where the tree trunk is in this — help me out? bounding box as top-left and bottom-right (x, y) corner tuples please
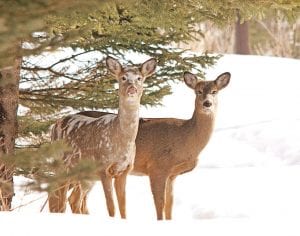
(235, 12), (250, 55)
(0, 56), (21, 211)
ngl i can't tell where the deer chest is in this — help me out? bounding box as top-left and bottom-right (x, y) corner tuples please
(173, 159), (198, 176)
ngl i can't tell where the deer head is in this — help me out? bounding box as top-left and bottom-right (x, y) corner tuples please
(106, 56), (157, 107)
(184, 72), (231, 114)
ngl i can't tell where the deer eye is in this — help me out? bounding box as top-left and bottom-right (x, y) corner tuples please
(196, 90), (203, 95)
(121, 76), (127, 81)
(211, 90), (217, 94)
(137, 77), (142, 81)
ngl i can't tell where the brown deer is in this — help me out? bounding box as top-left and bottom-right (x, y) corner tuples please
(67, 71), (230, 220)
(48, 56), (157, 218)
(132, 71), (230, 220)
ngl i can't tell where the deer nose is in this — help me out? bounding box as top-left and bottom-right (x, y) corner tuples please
(203, 100), (212, 107)
(128, 79), (134, 84)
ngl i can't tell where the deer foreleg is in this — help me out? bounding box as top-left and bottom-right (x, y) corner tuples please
(150, 174), (167, 220)
(114, 165), (132, 219)
(165, 176), (176, 220)
(100, 173), (115, 217)
(48, 182), (69, 213)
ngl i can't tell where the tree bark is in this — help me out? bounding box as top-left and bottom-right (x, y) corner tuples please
(0, 56), (21, 211)
(235, 11), (250, 55)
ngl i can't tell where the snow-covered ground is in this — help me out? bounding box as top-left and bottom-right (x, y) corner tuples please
(2, 54), (300, 236)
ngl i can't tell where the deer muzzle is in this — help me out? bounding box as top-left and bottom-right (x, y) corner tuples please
(203, 100), (212, 108)
(126, 85), (138, 95)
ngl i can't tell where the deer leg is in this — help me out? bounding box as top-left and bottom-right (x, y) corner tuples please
(114, 165), (132, 219)
(165, 176), (176, 220)
(80, 190), (89, 214)
(68, 183), (80, 213)
(69, 182), (90, 214)
(68, 182), (88, 214)
(100, 173), (115, 217)
(150, 174), (167, 220)
(48, 182), (69, 213)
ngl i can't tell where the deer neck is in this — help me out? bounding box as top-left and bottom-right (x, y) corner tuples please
(187, 105), (216, 153)
(117, 99), (140, 140)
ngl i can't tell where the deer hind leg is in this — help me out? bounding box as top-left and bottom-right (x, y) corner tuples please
(114, 164), (132, 219)
(150, 174), (167, 220)
(48, 182), (69, 213)
(100, 173), (115, 217)
(80, 190), (89, 214)
(165, 176), (176, 220)
(68, 183), (80, 213)
(68, 182), (89, 214)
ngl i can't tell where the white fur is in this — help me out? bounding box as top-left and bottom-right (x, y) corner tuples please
(66, 115), (97, 135)
(97, 114), (117, 125)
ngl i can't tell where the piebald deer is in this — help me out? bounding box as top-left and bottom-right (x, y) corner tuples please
(48, 56), (157, 218)
(68, 71), (230, 220)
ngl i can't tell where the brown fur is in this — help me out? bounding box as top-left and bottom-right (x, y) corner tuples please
(48, 57), (156, 218)
(132, 72), (230, 220)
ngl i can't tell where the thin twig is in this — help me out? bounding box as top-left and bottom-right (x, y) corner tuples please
(10, 183), (70, 211)
(10, 194), (48, 211)
(40, 197), (48, 212)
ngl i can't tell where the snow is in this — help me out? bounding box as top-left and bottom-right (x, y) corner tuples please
(2, 54), (300, 236)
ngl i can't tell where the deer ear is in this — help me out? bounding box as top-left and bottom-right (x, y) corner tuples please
(215, 72), (231, 90)
(106, 56), (122, 76)
(183, 72), (198, 89)
(140, 58), (157, 78)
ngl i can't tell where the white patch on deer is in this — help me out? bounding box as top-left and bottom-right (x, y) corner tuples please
(125, 97), (141, 107)
(70, 140), (76, 148)
(129, 122), (136, 129)
(113, 141), (135, 171)
(66, 115), (95, 135)
(77, 121), (85, 129)
(97, 114), (117, 125)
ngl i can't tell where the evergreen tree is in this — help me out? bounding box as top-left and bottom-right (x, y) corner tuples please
(19, 0), (300, 140)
